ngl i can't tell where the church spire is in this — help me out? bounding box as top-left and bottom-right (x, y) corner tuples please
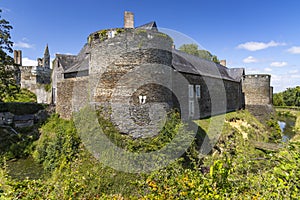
(43, 44), (50, 69)
(44, 44), (49, 56)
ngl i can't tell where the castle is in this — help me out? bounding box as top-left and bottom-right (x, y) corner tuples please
(13, 45), (52, 104)
(15, 12), (273, 137)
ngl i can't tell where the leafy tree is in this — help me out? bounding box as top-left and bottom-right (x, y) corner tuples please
(273, 93), (285, 106)
(179, 43), (220, 63)
(273, 86), (300, 107)
(179, 44), (199, 57)
(0, 9), (18, 102)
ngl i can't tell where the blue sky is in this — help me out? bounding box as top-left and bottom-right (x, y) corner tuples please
(1, 0), (299, 92)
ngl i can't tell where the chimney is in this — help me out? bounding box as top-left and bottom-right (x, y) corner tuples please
(220, 60), (226, 67)
(14, 50), (22, 66)
(124, 11), (134, 28)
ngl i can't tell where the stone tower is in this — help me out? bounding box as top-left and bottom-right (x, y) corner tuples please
(242, 74), (272, 105)
(43, 44), (50, 69)
(14, 50), (22, 66)
(124, 11), (134, 28)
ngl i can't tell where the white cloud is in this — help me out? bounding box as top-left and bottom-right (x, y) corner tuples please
(270, 61), (288, 67)
(245, 68), (262, 74)
(237, 41), (286, 51)
(288, 69), (299, 74)
(264, 68), (272, 72)
(291, 74), (300, 78)
(287, 46), (300, 54)
(14, 41), (34, 49)
(243, 56), (258, 63)
(22, 58), (37, 66)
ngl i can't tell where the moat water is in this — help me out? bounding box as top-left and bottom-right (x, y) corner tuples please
(278, 116), (296, 142)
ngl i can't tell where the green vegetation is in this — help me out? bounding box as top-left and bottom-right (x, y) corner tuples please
(0, 9), (19, 102)
(3, 88), (37, 103)
(44, 84), (51, 92)
(179, 43), (220, 63)
(0, 102), (45, 115)
(273, 86), (300, 106)
(0, 110), (299, 199)
(276, 108), (300, 139)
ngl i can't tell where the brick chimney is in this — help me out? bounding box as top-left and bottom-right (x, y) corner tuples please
(124, 11), (134, 28)
(220, 60), (226, 67)
(14, 50), (22, 66)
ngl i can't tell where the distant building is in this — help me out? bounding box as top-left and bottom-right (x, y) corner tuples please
(14, 45), (52, 104)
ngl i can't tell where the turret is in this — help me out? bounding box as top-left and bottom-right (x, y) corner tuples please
(14, 50), (22, 66)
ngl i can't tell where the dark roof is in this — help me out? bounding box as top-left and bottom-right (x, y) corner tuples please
(64, 56), (89, 73)
(136, 21), (158, 31)
(56, 44), (90, 74)
(55, 54), (77, 71)
(172, 49), (243, 82)
(14, 115), (34, 121)
(227, 68), (245, 82)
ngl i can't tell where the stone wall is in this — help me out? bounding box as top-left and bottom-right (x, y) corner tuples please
(56, 77), (89, 119)
(173, 72), (242, 120)
(19, 66), (52, 104)
(242, 74), (271, 105)
(55, 27), (247, 137)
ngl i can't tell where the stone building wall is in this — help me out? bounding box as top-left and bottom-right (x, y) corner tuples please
(56, 77), (89, 119)
(172, 72), (242, 120)
(242, 74), (271, 105)
(19, 66), (52, 104)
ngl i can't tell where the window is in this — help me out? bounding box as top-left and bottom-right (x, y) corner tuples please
(139, 95), (147, 104)
(189, 100), (194, 117)
(189, 84), (194, 98)
(195, 85), (201, 98)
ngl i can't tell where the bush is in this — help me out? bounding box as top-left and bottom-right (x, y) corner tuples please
(0, 102), (46, 115)
(33, 114), (80, 171)
(3, 88), (37, 103)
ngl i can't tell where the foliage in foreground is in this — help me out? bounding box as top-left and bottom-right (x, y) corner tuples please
(0, 110), (299, 199)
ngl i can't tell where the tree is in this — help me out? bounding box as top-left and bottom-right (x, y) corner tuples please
(178, 44), (199, 57)
(273, 93), (285, 106)
(273, 86), (300, 107)
(179, 43), (220, 64)
(0, 9), (18, 102)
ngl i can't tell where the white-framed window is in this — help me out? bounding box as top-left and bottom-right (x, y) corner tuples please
(189, 100), (194, 117)
(195, 85), (201, 98)
(139, 95), (147, 104)
(189, 84), (194, 98)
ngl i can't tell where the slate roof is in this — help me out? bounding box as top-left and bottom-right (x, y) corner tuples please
(55, 54), (77, 71)
(136, 21), (158, 31)
(14, 114), (35, 121)
(56, 44), (90, 74)
(227, 68), (245, 82)
(172, 49), (244, 82)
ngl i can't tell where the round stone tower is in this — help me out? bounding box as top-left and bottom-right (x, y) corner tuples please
(242, 74), (272, 105)
(86, 27), (175, 137)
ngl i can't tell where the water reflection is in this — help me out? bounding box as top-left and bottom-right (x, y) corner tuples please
(278, 117), (296, 142)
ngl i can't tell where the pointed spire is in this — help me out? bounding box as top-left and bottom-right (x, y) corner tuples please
(43, 44), (50, 69)
(44, 44), (49, 56)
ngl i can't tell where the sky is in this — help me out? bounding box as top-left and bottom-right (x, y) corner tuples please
(1, 0), (299, 93)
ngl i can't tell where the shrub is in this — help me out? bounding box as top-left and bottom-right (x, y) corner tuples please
(33, 114), (80, 171)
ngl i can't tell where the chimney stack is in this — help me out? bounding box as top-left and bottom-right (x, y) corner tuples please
(124, 11), (134, 28)
(220, 60), (226, 67)
(14, 50), (22, 66)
